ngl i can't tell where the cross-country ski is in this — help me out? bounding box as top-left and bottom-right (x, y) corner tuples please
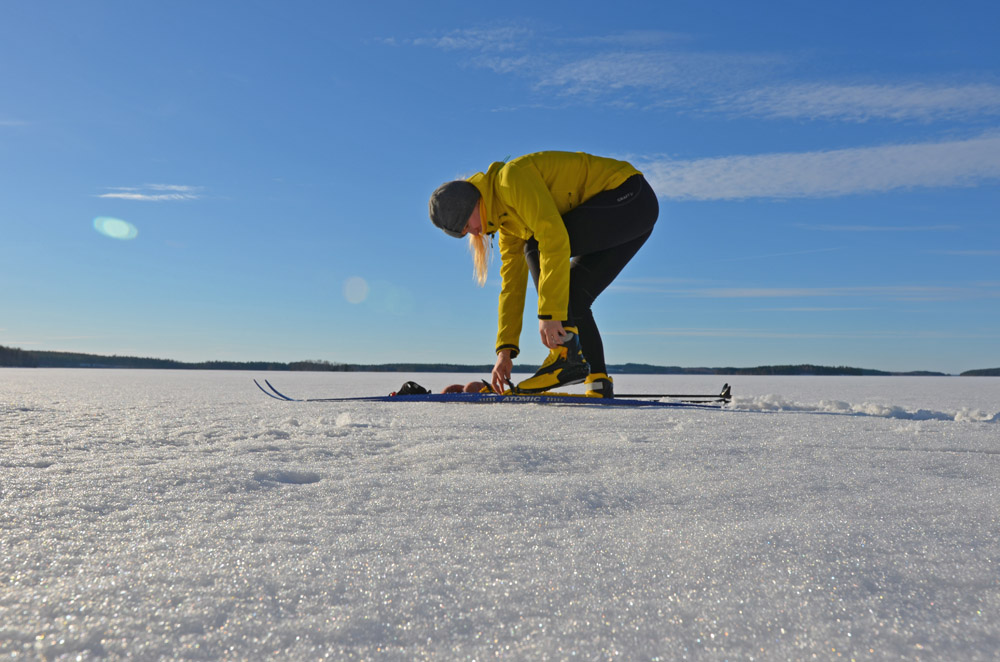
(254, 379), (732, 409)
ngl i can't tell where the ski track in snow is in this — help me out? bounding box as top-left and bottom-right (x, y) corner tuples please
(1, 369), (999, 660)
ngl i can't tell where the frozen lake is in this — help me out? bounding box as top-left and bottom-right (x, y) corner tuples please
(2, 369), (999, 660)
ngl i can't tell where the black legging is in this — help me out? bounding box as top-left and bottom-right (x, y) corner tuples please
(524, 174), (659, 374)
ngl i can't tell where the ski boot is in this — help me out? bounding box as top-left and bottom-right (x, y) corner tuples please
(585, 373), (614, 398)
(515, 327), (590, 393)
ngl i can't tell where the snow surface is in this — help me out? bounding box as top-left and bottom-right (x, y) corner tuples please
(2, 369), (999, 660)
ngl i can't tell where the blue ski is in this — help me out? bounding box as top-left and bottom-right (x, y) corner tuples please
(255, 380), (730, 409)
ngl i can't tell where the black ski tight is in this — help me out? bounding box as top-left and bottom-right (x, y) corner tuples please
(524, 174), (659, 374)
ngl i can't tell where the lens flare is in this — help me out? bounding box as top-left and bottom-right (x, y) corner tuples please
(93, 217), (138, 240)
(367, 279), (415, 315)
(343, 276), (369, 304)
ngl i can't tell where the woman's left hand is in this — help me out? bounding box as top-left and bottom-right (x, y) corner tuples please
(539, 319), (567, 349)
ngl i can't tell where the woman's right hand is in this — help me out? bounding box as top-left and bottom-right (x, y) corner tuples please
(492, 350), (513, 394)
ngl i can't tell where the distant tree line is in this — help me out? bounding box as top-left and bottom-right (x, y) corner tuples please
(0, 346), (292, 371)
(0, 345), (976, 375)
(705, 364), (949, 377)
(0, 345), (38, 367)
(960, 368), (1000, 377)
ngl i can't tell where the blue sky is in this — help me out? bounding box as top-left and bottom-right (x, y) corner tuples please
(2, 0), (998, 374)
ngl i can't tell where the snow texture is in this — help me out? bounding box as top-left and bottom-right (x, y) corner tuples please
(2, 369), (998, 660)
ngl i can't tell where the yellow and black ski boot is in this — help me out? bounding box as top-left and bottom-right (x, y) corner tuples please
(585, 373), (614, 398)
(515, 327), (590, 393)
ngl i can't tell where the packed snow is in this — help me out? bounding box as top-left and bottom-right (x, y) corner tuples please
(2, 369), (998, 660)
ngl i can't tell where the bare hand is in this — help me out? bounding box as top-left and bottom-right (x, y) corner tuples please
(539, 319), (566, 349)
(492, 351), (513, 394)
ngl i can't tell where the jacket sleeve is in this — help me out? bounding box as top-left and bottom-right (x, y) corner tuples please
(496, 230), (527, 358)
(498, 163), (571, 321)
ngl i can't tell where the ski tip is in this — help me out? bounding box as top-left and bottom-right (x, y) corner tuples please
(254, 379), (284, 400)
(720, 383), (732, 400)
(252, 379), (297, 401)
(264, 380), (295, 401)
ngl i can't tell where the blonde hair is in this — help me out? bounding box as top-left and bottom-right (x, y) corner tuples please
(467, 230), (491, 286)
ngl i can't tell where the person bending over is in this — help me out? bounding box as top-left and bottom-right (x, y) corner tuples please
(429, 151), (659, 397)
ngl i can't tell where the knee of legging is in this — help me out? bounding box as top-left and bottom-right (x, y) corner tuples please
(567, 297), (595, 322)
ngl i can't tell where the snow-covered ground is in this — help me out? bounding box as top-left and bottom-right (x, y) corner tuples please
(2, 369), (998, 660)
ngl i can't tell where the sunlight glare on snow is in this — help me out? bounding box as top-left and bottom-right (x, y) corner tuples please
(3, 371), (998, 660)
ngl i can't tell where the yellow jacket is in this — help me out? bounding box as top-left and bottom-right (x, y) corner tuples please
(466, 151), (641, 358)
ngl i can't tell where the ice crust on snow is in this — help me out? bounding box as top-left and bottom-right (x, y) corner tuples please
(735, 393), (999, 423)
(2, 370), (999, 660)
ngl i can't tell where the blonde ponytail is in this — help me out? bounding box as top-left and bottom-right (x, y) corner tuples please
(468, 231), (491, 286)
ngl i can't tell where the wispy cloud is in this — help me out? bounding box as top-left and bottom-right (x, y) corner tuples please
(751, 307), (875, 312)
(691, 287), (962, 300)
(409, 25), (534, 53)
(615, 276), (707, 286)
(98, 184), (202, 202)
(403, 27), (1000, 128)
(639, 133), (1000, 200)
(710, 247), (844, 263)
(557, 30), (690, 49)
(612, 283), (1000, 302)
(724, 83), (1000, 123)
(606, 327), (1000, 340)
(535, 51), (780, 95)
(410, 26), (688, 55)
(0, 335), (104, 346)
(406, 25), (780, 104)
(1, 118), (29, 127)
(927, 249), (1000, 256)
(794, 223), (960, 232)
